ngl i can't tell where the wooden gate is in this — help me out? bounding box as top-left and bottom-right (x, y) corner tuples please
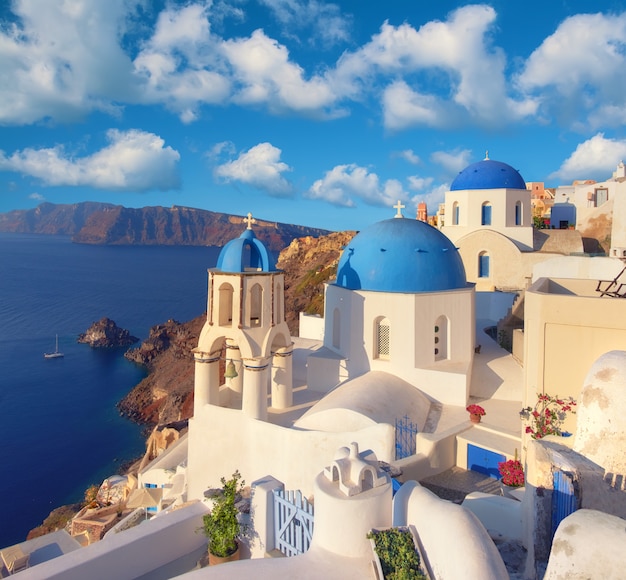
(552, 470), (578, 536)
(273, 489), (314, 557)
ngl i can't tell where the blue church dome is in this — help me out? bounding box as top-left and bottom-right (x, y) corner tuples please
(216, 228), (276, 272)
(335, 218), (467, 293)
(451, 158), (526, 191)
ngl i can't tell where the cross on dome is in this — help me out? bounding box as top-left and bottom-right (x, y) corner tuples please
(484, 150), (490, 160)
(393, 200), (405, 218)
(243, 212), (256, 230)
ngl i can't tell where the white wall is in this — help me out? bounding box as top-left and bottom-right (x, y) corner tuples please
(187, 404), (394, 502)
(19, 502), (208, 580)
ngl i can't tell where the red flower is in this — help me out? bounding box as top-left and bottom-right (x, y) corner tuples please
(466, 404), (486, 416)
(498, 459), (525, 487)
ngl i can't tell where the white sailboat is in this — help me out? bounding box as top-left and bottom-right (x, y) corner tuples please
(44, 334), (64, 359)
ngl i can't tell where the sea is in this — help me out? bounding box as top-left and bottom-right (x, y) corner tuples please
(0, 232), (220, 548)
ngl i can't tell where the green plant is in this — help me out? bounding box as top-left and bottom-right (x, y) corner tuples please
(520, 393), (576, 439)
(202, 471), (246, 558)
(367, 528), (426, 580)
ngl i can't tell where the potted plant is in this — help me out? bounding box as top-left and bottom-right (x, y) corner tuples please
(201, 470), (247, 565)
(520, 393), (576, 439)
(367, 526), (428, 580)
(466, 404), (486, 424)
(498, 450), (524, 499)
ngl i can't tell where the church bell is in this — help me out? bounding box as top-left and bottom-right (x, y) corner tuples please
(224, 359), (238, 379)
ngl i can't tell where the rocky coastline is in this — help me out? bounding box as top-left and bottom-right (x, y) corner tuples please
(26, 230), (353, 539)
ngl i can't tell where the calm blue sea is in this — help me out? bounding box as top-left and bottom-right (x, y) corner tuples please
(0, 233), (219, 548)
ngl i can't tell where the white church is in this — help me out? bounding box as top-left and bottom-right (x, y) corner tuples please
(7, 158), (626, 579)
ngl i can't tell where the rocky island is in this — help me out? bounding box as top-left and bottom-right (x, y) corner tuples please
(78, 317), (139, 348)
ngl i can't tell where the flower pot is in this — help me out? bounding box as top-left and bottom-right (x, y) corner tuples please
(369, 526), (429, 580)
(208, 542), (240, 566)
(500, 481), (524, 501)
(469, 413), (481, 424)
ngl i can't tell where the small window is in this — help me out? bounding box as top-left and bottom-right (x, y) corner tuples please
(479, 252), (490, 278)
(434, 315), (448, 361)
(515, 201), (522, 226)
(481, 203), (492, 226)
(452, 202), (460, 225)
(375, 317), (390, 360)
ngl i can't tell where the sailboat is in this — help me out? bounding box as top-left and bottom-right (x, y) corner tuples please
(44, 334), (64, 359)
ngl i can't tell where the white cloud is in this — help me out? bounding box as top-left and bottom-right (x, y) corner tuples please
(0, 129), (180, 191)
(222, 29), (338, 114)
(28, 192), (45, 201)
(395, 149), (421, 165)
(0, 0), (137, 124)
(214, 142), (294, 197)
(334, 6), (536, 129)
(410, 183), (449, 212)
(517, 12), (626, 128)
(258, 0), (351, 46)
(407, 176), (434, 191)
(306, 164), (408, 207)
(431, 149), (472, 175)
(133, 2), (231, 121)
(549, 134), (626, 182)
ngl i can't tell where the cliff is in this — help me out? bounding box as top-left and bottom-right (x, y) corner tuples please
(117, 230), (355, 426)
(0, 202), (331, 253)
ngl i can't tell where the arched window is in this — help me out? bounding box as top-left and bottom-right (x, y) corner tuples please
(481, 202), (492, 226)
(434, 315), (449, 361)
(478, 252), (490, 278)
(452, 201), (460, 225)
(218, 283), (234, 326)
(515, 201), (522, 225)
(375, 317), (391, 360)
(249, 283), (262, 327)
(332, 308), (341, 349)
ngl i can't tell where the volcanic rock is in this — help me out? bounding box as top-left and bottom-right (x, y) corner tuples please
(78, 317), (139, 347)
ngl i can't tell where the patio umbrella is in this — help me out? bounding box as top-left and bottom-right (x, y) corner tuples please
(126, 487), (163, 511)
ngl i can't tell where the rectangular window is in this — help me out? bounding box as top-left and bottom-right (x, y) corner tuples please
(479, 255), (490, 278)
(378, 323), (390, 359)
(481, 205), (492, 226)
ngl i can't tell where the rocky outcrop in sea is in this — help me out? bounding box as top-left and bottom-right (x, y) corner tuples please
(78, 318), (139, 348)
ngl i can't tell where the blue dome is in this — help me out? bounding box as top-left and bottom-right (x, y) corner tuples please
(216, 228), (276, 272)
(451, 159), (526, 191)
(335, 218), (466, 293)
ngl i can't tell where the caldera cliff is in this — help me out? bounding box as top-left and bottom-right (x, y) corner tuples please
(118, 230), (355, 426)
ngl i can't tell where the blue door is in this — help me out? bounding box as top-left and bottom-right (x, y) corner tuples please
(467, 444), (505, 479)
(552, 470), (578, 536)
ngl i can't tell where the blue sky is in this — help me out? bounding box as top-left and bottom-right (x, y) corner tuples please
(2, 0), (626, 231)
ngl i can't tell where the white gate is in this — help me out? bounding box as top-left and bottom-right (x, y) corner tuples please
(273, 489), (314, 556)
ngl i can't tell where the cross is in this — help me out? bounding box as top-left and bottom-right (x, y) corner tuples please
(485, 150), (490, 160)
(393, 200), (405, 218)
(243, 212), (256, 229)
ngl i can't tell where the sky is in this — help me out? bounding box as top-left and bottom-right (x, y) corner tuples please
(2, 0), (626, 232)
